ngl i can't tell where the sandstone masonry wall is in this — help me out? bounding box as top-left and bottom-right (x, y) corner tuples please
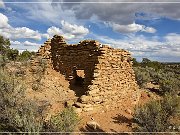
(36, 35), (140, 112)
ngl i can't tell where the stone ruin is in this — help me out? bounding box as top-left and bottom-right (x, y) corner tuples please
(34, 35), (140, 112)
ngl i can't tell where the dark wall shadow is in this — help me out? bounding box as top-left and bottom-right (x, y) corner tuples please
(112, 114), (133, 127)
(69, 76), (87, 97)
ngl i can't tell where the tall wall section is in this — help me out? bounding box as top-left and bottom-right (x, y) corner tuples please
(36, 35), (140, 112)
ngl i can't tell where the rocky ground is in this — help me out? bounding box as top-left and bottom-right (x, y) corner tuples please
(5, 61), (160, 134)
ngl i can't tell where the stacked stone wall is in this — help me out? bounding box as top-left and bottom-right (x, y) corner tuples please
(36, 35), (140, 112)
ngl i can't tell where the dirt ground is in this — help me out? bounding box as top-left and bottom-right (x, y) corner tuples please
(76, 90), (157, 134)
(28, 68), (160, 133)
(6, 62), (158, 134)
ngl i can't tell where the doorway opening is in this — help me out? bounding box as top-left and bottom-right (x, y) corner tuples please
(69, 69), (86, 97)
(74, 70), (85, 86)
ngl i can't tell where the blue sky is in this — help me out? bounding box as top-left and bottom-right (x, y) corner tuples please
(0, 0), (180, 62)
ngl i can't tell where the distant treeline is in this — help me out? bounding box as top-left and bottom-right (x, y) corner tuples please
(0, 35), (36, 62)
(132, 57), (180, 70)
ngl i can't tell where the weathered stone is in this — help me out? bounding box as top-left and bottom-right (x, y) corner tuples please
(86, 120), (100, 130)
(86, 89), (99, 95)
(125, 109), (132, 115)
(83, 107), (93, 112)
(80, 95), (91, 103)
(73, 102), (85, 108)
(74, 108), (82, 114)
(65, 100), (74, 107)
(33, 35), (140, 112)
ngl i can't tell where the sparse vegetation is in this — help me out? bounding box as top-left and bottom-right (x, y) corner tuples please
(0, 68), (44, 134)
(46, 107), (80, 132)
(19, 50), (36, 61)
(0, 36), (35, 63)
(0, 35), (11, 56)
(133, 67), (153, 88)
(133, 94), (180, 132)
(0, 66), (79, 133)
(0, 36), (10, 68)
(0, 35), (78, 133)
(7, 49), (19, 61)
(133, 58), (180, 95)
(132, 58), (180, 133)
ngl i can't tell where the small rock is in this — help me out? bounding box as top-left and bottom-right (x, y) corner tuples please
(83, 107), (93, 112)
(125, 109), (132, 115)
(80, 95), (90, 103)
(131, 123), (138, 129)
(65, 100), (74, 107)
(86, 120), (100, 130)
(74, 102), (83, 108)
(74, 108), (82, 114)
(87, 89), (99, 95)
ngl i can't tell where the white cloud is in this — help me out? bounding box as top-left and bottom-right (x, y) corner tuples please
(0, 0), (5, 8)
(10, 40), (41, 53)
(0, 27), (42, 40)
(91, 33), (180, 62)
(0, 13), (89, 41)
(23, 41), (41, 46)
(0, 13), (43, 40)
(5, 0), (180, 29)
(142, 27), (157, 33)
(109, 22), (156, 33)
(62, 0), (180, 25)
(46, 20), (89, 40)
(47, 26), (62, 38)
(11, 40), (41, 47)
(0, 13), (10, 28)
(12, 0), (76, 25)
(61, 20), (89, 36)
(110, 23), (144, 33)
(10, 40), (21, 45)
(164, 33), (180, 43)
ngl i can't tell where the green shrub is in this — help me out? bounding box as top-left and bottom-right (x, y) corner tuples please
(157, 70), (180, 95)
(132, 58), (140, 67)
(141, 58), (163, 70)
(133, 94), (180, 132)
(0, 55), (7, 69)
(0, 68), (43, 134)
(19, 50), (36, 61)
(47, 107), (80, 132)
(7, 49), (19, 61)
(32, 82), (40, 91)
(0, 35), (10, 56)
(133, 66), (180, 95)
(133, 67), (153, 87)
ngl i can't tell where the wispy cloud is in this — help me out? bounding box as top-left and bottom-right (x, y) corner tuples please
(47, 20), (89, 40)
(9, 0), (76, 25)
(10, 40), (42, 52)
(0, 13), (43, 40)
(62, 0), (180, 24)
(90, 33), (180, 62)
(0, 13), (89, 41)
(107, 22), (156, 33)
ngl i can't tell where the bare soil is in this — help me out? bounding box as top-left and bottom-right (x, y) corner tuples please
(6, 62), (159, 133)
